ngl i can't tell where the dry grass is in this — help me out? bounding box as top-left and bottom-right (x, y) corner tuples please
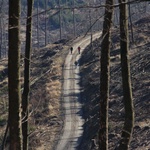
(0, 66), (5, 71)
(0, 43), (69, 149)
(28, 44), (69, 150)
(79, 17), (150, 150)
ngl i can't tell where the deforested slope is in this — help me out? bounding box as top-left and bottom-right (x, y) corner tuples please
(79, 17), (150, 150)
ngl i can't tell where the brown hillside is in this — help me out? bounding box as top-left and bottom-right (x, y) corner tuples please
(79, 16), (150, 150)
(0, 43), (69, 150)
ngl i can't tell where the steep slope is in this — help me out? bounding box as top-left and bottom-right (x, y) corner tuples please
(79, 17), (150, 150)
(0, 43), (69, 150)
(0, 15), (149, 150)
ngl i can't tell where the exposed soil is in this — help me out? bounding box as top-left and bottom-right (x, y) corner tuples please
(79, 16), (150, 150)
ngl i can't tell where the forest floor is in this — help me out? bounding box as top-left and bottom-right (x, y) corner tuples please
(0, 16), (150, 150)
(79, 16), (150, 150)
(0, 41), (70, 149)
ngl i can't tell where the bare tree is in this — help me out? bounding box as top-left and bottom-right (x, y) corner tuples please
(99, 0), (114, 149)
(0, 17), (2, 59)
(89, 9), (93, 50)
(128, 0), (134, 43)
(37, 0), (39, 49)
(0, 0), (4, 59)
(45, 0), (47, 46)
(58, 0), (62, 40)
(73, 0), (76, 37)
(22, 0), (34, 150)
(8, 0), (22, 149)
(117, 0), (134, 149)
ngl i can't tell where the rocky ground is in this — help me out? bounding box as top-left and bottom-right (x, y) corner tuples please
(79, 16), (150, 150)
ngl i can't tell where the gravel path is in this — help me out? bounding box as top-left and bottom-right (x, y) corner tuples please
(55, 33), (101, 150)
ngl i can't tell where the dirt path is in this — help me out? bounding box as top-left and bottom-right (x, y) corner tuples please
(55, 33), (101, 150)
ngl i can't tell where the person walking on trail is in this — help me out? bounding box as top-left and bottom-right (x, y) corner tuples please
(78, 46), (81, 54)
(74, 60), (78, 68)
(70, 47), (73, 54)
(74, 60), (78, 66)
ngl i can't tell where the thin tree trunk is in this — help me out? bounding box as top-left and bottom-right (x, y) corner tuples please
(0, 18), (2, 59)
(22, 0), (34, 149)
(99, 0), (113, 150)
(118, 0), (134, 149)
(37, 0), (39, 49)
(8, 0), (22, 149)
(73, 0), (76, 37)
(58, 0), (62, 40)
(1, 123), (9, 150)
(89, 9), (93, 50)
(128, 1), (134, 43)
(45, 0), (47, 46)
(0, 0), (3, 59)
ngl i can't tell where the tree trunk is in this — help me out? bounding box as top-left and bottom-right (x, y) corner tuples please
(22, 0), (34, 149)
(128, 1), (134, 44)
(118, 0), (134, 149)
(45, 0), (47, 46)
(0, 0), (3, 59)
(0, 17), (2, 59)
(89, 9), (93, 50)
(58, 0), (62, 40)
(99, 0), (113, 150)
(8, 0), (22, 149)
(73, 0), (76, 37)
(37, 0), (39, 49)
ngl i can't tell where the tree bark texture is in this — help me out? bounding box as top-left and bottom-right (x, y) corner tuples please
(118, 0), (134, 149)
(22, 0), (34, 150)
(99, 0), (113, 150)
(8, 0), (22, 149)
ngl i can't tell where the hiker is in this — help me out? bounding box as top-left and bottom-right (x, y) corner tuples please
(78, 46), (81, 54)
(70, 47), (73, 54)
(74, 60), (78, 66)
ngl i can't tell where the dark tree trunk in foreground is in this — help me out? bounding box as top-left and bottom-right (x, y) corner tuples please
(0, 0), (3, 59)
(22, 0), (34, 150)
(8, 0), (22, 149)
(99, 0), (113, 149)
(118, 0), (134, 149)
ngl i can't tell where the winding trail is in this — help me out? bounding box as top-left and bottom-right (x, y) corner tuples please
(56, 33), (101, 150)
